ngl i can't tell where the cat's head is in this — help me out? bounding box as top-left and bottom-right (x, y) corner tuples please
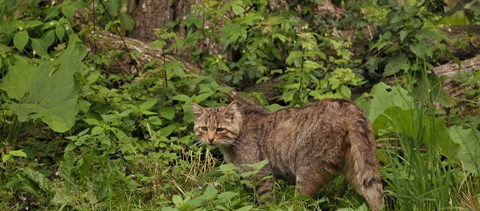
(191, 101), (242, 147)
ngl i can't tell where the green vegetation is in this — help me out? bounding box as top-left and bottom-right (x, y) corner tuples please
(1, 0), (479, 210)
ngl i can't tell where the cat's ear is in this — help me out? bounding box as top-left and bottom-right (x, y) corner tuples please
(222, 101), (238, 120)
(191, 103), (205, 119)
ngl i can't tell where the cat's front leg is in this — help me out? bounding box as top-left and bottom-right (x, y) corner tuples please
(255, 166), (275, 199)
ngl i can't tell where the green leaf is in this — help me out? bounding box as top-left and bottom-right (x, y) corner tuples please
(119, 14), (135, 31)
(62, 5), (75, 19)
(41, 30), (56, 48)
(356, 82), (413, 123)
(172, 195), (183, 207)
(91, 126), (104, 135)
(231, 1), (245, 15)
(172, 94), (191, 102)
(164, 61), (185, 78)
(160, 107), (175, 120)
(216, 191), (239, 203)
(2, 154), (11, 163)
(218, 163), (237, 173)
(339, 85), (351, 98)
(160, 123), (178, 137)
(410, 43), (427, 58)
(202, 185), (218, 200)
(31, 38), (49, 57)
(286, 51), (303, 68)
(399, 30), (409, 42)
(5, 35), (87, 132)
(384, 53), (409, 76)
(236, 205), (253, 211)
(13, 31), (29, 51)
(220, 23), (247, 47)
(193, 92), (213, 103)
(55, 25), (65, 41)
(107, 0), (121, 16)
(21, 168), (54, 196)
(140, 99), (158, 110)
(9, 149), (27, 157)
(1, 58), (39, 100)
(83, 118), (100, 126)
(449, 126), (480, 174)
(147, 116), (163, 125)
(24, 20), (44, 28)
(243, 159), (269, 171)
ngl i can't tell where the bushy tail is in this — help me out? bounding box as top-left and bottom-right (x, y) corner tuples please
(344, 115), (383, 211)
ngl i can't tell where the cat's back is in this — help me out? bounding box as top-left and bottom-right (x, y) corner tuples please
(266, 99), (364, 125)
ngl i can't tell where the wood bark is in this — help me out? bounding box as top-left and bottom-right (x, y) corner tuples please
(126, 0), (199, 42)
(430, 54), (480, 98)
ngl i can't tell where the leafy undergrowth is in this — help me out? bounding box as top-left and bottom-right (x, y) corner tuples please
(1, 0), (480, 210)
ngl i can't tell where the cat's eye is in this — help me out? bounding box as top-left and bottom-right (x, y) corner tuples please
(200, 126), (208, 131)
(216, 128), (225, 132)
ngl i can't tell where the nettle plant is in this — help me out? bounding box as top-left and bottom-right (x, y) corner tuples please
(364, 0), (452, 77)
(172, 0), (364, 106)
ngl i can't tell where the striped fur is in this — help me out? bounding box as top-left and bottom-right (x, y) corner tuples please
(192, 99), (382, 210)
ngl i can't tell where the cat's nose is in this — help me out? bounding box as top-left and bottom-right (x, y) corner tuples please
(207, 138), (215, 143)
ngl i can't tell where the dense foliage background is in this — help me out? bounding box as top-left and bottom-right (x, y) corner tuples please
(1, 0), (479, 210)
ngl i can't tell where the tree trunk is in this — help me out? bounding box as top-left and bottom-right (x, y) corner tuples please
(126, 0), (199, 42)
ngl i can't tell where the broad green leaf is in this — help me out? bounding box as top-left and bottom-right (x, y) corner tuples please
(165, 61), (185, 78)
(286, 51), (303, 67)
(140, 99), (158, 110)
(160, 123), (178, 137)
(193, 92), (213, 103)
(1, 58), (39, 100)
(339, 85), (351, 98)
(5, 35), (87, 132)
(24, 20), (44, 28)
(202, 185), (218, 200)
(119, 14), (134, 31)
(107, 0), (121, 16)
(91, 126), (104, 135)
(356, 82), (413, 123)
(160, 107), (175, 120)
(31, 38), (48, 57)
(384, 53), (409, 76)
(55, 25), (65, 41)
(62, 5), (75, 19)
(231, 1), (245, 15)
(83, 118), (100, 126)
(172, 195), (183, 207)
(2, 154), (11, 163)
(41, 30), (56, 48)
(374, 107), (458, 159)
(399, 30), (409, 42)
(236, 205), (253, 211)
(220, 23), (247, 47)
(147, 116), (163, 125)
(21, 168), (54, 196)
(303, 60), (321, 70)
(9, 149), (27, 157)
(410, 43), (427, 58)
(449, 126), (480, 174)
(216, 191), (239, 203)
(218, 163), (237, 173)
(13, 31), (29, 51)
(172, 94), (191, 102)
(184, 15), (202, 28)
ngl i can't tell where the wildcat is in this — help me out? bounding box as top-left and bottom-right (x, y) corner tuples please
(192, 99), (382, 210)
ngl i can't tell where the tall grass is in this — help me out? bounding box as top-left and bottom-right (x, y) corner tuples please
(381, 69), (479, 210)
